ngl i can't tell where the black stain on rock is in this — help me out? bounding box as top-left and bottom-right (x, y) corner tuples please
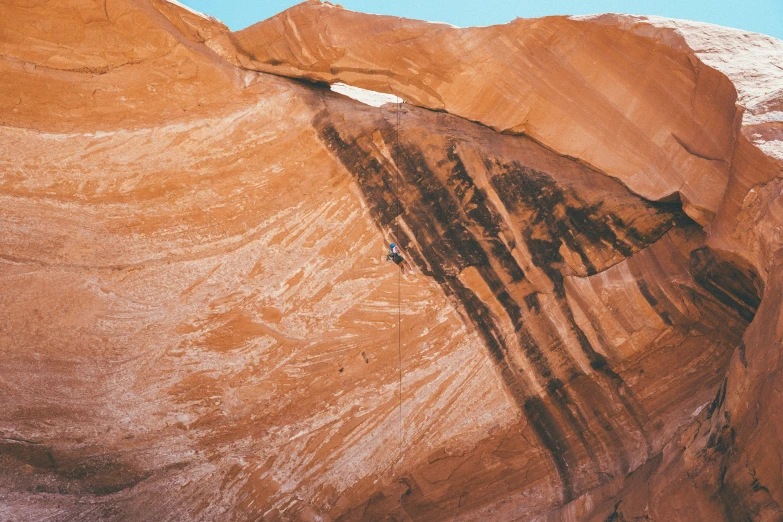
(524, 292), (541, 313)
(691, 247), (761, 322)
(0, 440), (151, 496)
(523, 396), (575, 502)
(707, 378), (729, 421)
(636, 279), (673, 326)
(738, 342), (748, 368)
(0, 440), (57, 470)
(604, 500), (627, 522)
(312, 97), (742, 506)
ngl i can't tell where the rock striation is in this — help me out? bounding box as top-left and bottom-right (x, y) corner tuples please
(0, 1), (780, 521)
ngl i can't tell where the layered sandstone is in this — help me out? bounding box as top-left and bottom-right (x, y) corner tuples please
(0, 1), (780, 521)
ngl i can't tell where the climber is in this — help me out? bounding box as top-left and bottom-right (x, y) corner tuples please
(386, 243), (413, 274)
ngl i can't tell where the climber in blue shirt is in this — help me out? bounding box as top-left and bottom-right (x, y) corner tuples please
(387, 243), (413, 274)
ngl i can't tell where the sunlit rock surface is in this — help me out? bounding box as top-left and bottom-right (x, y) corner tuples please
(0, 1), (780, 520)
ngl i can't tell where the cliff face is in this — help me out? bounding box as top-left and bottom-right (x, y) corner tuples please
(0, 1), (780, 521)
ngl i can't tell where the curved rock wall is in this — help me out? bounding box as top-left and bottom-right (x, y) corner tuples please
(0, 0), (780, 520)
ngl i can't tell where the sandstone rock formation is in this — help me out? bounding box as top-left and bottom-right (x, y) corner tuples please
(0, 1), (780, 520)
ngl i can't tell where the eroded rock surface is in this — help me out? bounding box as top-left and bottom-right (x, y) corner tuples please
(0, 1), (780, 521)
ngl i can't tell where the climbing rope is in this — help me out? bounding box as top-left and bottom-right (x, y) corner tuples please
(384, 17), (404, 513)
(395, 77), (404, 514)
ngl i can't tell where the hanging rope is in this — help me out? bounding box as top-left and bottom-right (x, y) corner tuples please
(383, 17), (405, 514)
(395, 77), (404, 515)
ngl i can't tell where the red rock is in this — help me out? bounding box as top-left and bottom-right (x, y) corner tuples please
(0, 1), (780, 520)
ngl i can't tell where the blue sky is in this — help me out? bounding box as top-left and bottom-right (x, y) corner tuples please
(178, 0), (782, 39)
